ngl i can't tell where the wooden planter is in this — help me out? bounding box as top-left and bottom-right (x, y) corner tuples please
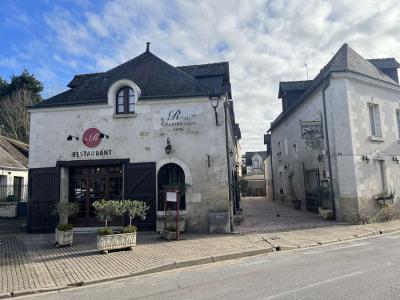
(156, 220), (185, 233)
(55, 228), (73, 247)
(97, 232), (137, 254)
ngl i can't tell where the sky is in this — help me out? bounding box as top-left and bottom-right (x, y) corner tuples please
(1, 0), (400, 152)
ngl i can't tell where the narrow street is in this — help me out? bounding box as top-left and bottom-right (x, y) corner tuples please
(21, 232), (400, 300)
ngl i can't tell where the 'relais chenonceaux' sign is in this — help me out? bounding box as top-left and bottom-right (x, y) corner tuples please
(160, 107), (203, 132)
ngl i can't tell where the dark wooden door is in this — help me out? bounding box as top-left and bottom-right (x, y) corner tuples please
(28, 167), (60, 233)
(125, 162), (156, 229)
(69, 166), (123, 227)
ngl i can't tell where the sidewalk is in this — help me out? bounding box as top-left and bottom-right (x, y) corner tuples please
(2, 220), (400, 298)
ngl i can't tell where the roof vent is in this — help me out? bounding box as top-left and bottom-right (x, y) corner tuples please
(146, 42), (150, 53)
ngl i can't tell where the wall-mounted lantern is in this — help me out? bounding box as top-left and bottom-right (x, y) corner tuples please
(361, 155), (370, 163)
(165, 137), (172, 155)
(392, 156), (399, 164)
(209, 90), (221, 127)
(66, 135), (79, 141)
(229, 149), (234, 157)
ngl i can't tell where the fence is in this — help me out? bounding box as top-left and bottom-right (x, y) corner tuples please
(0, 184), (28, 202)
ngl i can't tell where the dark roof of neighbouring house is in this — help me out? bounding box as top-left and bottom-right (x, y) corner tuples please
(244, 151), (268, 166)
(278, 80), (313, 98)
(0, 135), (29, 169)
(32, 49), (232, 109)
(269, 43), (400, 131)
(367, 58), (400, 69)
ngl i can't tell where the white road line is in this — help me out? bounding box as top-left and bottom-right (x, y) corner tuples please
(303, 242), (369, 255)
(265, 271), (363, 299)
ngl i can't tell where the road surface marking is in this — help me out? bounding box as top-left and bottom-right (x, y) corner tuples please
(303, 242), (369, 255)
(265, 271), (363, 299)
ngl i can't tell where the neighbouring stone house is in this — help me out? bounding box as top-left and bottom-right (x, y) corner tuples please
(243, 151), (267, 175)
(240, 151), (267, 196)
(268, 43), (400, 222)
(27, 44), (241, 233)
(0, 135), (29, 217)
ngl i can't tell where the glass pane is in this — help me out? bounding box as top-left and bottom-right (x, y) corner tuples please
(118, 104), (124, 113)
(397, 111), (400, 138)
(128, 88), (134, 96)
(129, 104), (135, 112)
(369, 105), (376, 136)
(117, 90), (124, 97)
(117, 96), (124, 105)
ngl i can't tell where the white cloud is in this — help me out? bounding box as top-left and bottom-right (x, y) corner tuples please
(42, 0), (400, 152)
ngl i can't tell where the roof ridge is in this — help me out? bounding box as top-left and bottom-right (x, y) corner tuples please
(177, 61), (228, 69)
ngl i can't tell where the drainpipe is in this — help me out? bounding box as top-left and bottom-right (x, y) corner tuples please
(322, 76), (336, 219)
(223, 96), (234, 232)
(270, 141), (275, 202)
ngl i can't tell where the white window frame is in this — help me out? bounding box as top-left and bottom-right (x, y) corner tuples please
(368, 103), (382, 138)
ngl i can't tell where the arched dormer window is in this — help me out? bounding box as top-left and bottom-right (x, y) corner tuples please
(116, 87), (136, 114)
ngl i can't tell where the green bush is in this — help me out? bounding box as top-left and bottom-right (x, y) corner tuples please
(122, 225), (137, 233)
(98, 227), (113, 236)
(57, 224), (74, 231)
(93, 200), (125, 227)
(124, 200), (149, 226)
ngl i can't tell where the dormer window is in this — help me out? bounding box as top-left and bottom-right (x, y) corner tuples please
(116, 87), (136, 114)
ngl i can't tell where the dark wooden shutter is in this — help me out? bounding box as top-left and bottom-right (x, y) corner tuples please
(27, 167), (60, 233)
(124, 162), (156, 229)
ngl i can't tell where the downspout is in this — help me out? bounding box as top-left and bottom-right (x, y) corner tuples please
(223, 97), (234, 232)
(322, 76), (336, 219)
(268, 136), (275, 202)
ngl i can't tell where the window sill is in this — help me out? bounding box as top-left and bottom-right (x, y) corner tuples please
(369, 135), (384, 142)
(113, 113), (137, 119)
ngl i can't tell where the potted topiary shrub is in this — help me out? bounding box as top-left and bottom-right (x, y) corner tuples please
(54, 202), (79, 247)
(94, 199), (149, 254)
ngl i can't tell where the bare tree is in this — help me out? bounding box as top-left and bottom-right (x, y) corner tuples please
(0, 89), (38, 143)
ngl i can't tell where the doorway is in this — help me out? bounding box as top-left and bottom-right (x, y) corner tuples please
(69, 165), (123, 226)
(158, 163), (186, 211)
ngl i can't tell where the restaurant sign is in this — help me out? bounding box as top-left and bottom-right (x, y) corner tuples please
(160, 107), (202, 132)
(71, 127), (112, 158)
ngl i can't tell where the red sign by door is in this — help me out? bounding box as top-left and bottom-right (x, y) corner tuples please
(82, 128), (101, 148)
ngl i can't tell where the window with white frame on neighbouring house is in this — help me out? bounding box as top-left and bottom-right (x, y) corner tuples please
(368, 103), (382, 137)
(396, 109), (400, 139)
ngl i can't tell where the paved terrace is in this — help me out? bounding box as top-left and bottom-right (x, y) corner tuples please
(1, 197), (400, 298)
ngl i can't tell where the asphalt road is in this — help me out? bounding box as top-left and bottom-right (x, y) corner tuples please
(21, 233), (400, 300)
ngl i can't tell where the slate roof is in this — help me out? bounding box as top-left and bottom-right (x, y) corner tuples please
(32, 50), (232, 109)
(270, 43), (400, 130)
(367, 58), (400, 69)
(244, 151), (268, 166)
(278, 80), (313, 98)
(0, 135), (29, 169)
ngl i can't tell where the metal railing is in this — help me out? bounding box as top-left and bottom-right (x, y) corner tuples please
(0, 184), (28, 202)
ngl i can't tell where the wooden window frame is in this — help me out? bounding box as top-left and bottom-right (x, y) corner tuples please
(116, 87), (135, 114)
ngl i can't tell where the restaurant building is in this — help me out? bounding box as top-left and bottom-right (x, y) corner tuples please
(27, 44), (241, 233)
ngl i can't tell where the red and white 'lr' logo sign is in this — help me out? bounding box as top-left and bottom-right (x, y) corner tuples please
(82, 128), (101, 148)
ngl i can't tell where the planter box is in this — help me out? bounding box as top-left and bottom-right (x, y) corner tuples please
(97, 232), (137, 254)
(376, 198), (394, 205)
(156, 220), (185, 233)
(161, 230), (177, 241)
(0, 202), (17, 218)
(55, 228), (73, 246)
(208, 212), (230, 233)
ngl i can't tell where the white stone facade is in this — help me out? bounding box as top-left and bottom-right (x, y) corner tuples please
(270, 73), (400, 222)
(29, 94), (239, 231)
